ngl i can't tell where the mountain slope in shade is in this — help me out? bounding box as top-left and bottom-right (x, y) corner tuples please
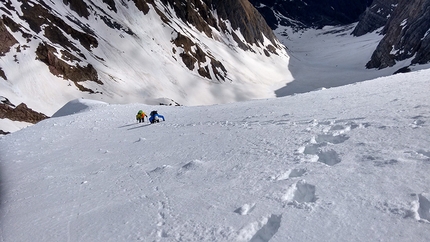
(366, 0), (430, 69)
(352, 0), (399, 36)
(250, 0), (372, 29)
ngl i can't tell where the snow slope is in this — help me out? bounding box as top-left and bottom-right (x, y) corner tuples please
(0, 0), (292, 115)
(275, 24), (430, 96)
(0, 69), (430, 241)
(1, 0), (293, 134)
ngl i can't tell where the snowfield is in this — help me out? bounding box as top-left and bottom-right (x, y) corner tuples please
(1, 69), (430, 241)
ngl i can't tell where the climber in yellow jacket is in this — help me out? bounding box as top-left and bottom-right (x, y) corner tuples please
(136, 110), (148, 123)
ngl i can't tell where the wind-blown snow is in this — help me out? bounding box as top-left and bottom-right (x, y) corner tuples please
(1, 69), (429, 241)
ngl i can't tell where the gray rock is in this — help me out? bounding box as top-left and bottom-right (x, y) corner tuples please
(367, 0), (430, 69)
(352, 0), (398, 36)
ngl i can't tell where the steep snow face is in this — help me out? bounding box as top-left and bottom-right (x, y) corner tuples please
(0, 0), (292, 115)
(0, 69), (429, 241)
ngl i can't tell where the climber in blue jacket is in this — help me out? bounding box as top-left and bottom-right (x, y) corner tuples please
(149, 110), (165, 124)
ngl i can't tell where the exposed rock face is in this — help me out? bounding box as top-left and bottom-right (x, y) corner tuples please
(210, 0), (278, 47)
(0, 19), (18, 58)
(160, 0), (280, 50)
(35, 42), (101, 93)
(249, 0), (372, 29)
(142, 0), (282, 82)
(0, 97), (48, 132)
(0, 18), (17, 80)
(1, 0), (281, 86)
(352, 0), (399, 36)
(366, 0), (430, 69)
(0, 102), (48, 124)
(1, 0), (101, 91)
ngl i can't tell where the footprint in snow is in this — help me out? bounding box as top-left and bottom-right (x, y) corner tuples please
(299, 140), (342, 166)
(150, 165), (171, 173)
(275, 168), (307, 181)
(176, 160), (204, 176)
(409, 193), (430, 223)
(234, 203), (256, 215)
(315, 133), (349, 144)
(417, 150), (430, 159)
(236, 214), (282, 242)
(282, 180), (317, 209)
(296, 118), (366, 166)
(317, 149), (342, 166)
(362, 155), (398, 167)
(410, 115), (426, 128)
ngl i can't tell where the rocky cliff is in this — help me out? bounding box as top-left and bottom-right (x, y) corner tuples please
(366, 0), (430, 69)
(248, 0), (430, 71)
(249, 0), (372, 29)
(1, 0), (282, 88)
(352, 0), (399, 36)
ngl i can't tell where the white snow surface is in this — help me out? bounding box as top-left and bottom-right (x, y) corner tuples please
(1, 69), (430, 241)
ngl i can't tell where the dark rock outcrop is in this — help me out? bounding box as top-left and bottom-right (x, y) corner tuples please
(211, 0), (279, 48)
(1, 1), (102, 90)
(352, 0), (399, 36)
(160, 0), (281, 81)
(63, 0), (90, 18)
(2, 0), (281, 84)
(0, 18), (18, 57)
(0, 102), (48, 124)
(249, 0), (372, 29)
(35, 42), (101, 92)
(366, 0), (430, 69)
(160, 0), (280, 50)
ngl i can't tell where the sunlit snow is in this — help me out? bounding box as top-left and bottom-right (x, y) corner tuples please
(1, 69), (429, 241)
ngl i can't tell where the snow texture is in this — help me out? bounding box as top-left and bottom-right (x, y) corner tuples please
(1, 68), (430, 241)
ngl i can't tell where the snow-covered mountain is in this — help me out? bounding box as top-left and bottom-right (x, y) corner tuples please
(2, 0), (430, 136)
(0, 0), (292, 116)
(251, 0), (430, 71)
(1, 68), (430, 241)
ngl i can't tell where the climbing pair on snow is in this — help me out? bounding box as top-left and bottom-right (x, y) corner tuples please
(136, 110), (165, 124)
